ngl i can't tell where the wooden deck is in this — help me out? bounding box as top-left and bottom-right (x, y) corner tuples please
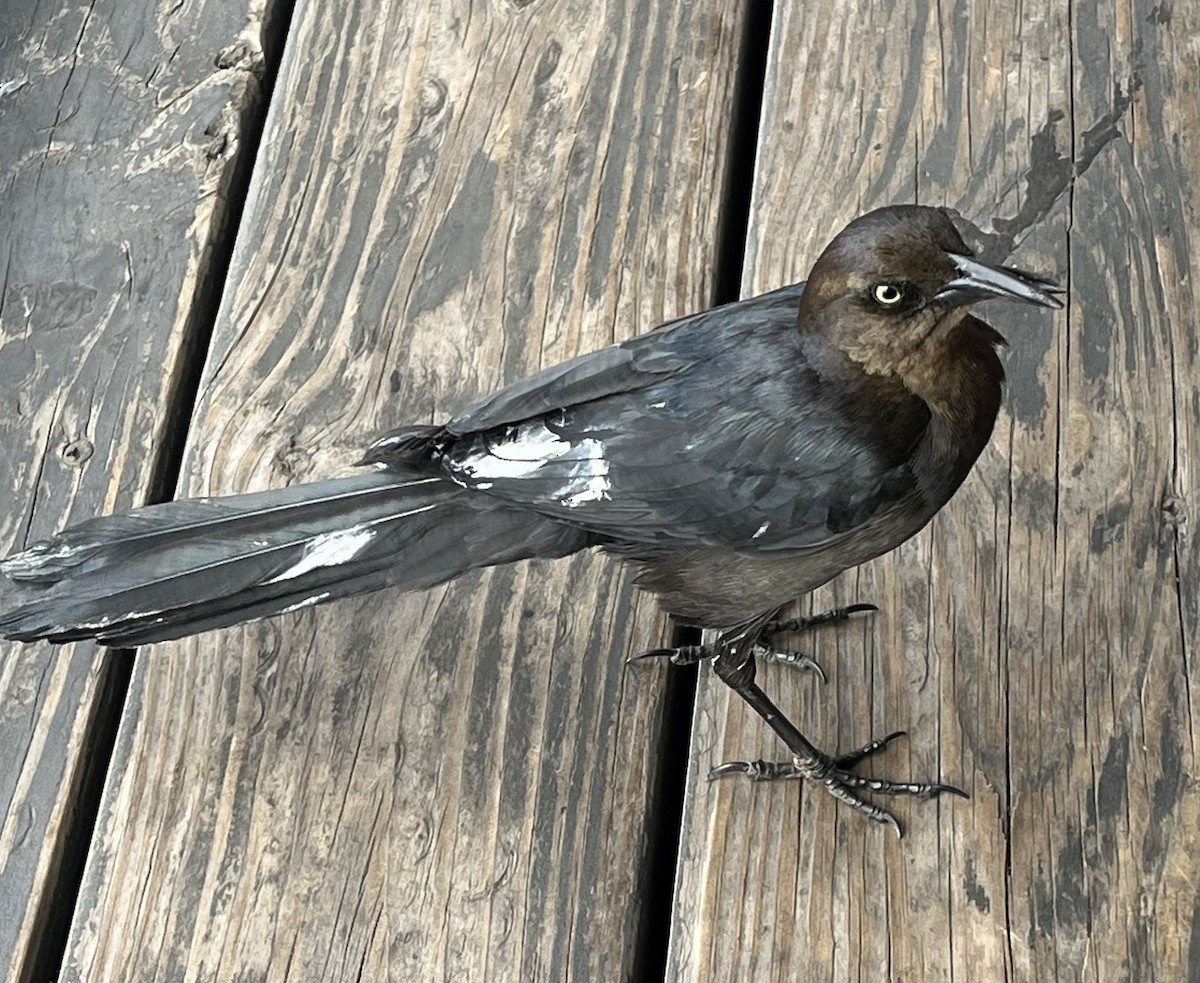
(1, 0), (1197, 979)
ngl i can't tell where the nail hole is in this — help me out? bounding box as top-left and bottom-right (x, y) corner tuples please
(61, 438), (94, 466)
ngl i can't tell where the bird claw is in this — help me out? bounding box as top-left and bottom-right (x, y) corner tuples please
(707, 758), (800, 782)
(627, 644), (708, 666)
(631, 641), (826, 682)
(833, 729), (907, 769)
(750, 643), (827, 683)
(632, 604), (872, 673)
(708, 729), (966, 835)
(765, 602), (877, 637)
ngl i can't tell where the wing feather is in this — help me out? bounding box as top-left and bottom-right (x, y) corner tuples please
(366, 281), (930, 555)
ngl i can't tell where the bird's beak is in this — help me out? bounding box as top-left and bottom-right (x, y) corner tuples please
(936, 254), (1065, 310)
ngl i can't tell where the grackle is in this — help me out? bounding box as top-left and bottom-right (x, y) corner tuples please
(0, 205), (1062, 832)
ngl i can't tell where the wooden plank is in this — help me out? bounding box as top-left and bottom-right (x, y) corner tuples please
(61, 2), (747, 980)
(0, 1), (275, 979)
(669, 1), (1200, 980)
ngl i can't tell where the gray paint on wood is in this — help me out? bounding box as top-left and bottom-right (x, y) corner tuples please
(411, 151), (497, 316)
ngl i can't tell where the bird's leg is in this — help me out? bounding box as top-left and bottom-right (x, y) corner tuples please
(709, 636), (965, 835)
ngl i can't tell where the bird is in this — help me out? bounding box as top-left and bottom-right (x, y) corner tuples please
(0, 205), (1063, 832)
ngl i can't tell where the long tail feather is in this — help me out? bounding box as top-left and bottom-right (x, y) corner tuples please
(0, 469), (587, 645)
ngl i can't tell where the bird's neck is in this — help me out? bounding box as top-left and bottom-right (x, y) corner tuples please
(803, 314), (1005, 473)
(803, 313), (1004, 425)
(909, 315), (1004, 426)
(905, 316), (1007, 482)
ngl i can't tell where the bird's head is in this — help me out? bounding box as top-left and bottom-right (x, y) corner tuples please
(798, 205), (1063, 381)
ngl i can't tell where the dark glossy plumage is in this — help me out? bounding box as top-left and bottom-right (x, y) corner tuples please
(0, 205), (1059, 644)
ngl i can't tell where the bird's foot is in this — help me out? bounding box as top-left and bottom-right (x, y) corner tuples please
(708, 730), (966, 836)
(629, 603), (874, 679)
(765, 602), (877, 637)
(630, 641), (826, 683)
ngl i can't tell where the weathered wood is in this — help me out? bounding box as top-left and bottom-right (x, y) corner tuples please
(61, 2), (746, 980)
(669, 1), (1200, 980)
(0, 1), (272, 978)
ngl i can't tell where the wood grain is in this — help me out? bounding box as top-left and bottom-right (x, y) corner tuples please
(62, 2), (746, 980)
(0, 1), (271, 978)
(669, 1), (1200, 980)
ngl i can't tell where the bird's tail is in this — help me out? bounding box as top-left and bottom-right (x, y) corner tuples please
(0, 469), (588, 646)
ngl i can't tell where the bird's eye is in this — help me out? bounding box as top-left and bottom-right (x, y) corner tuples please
(872, 283), (904, 307)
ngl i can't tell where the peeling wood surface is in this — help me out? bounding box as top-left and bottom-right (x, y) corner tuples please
(59, 2), (746, 980)
(669, 2), (1200, 981)
(0, 0), (269, 978)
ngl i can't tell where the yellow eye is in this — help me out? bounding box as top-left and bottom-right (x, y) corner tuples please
(873, 283), (904, 307)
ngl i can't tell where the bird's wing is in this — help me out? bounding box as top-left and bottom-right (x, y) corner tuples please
(362, 285), (805, 462)
(447, 284), (808, 433)
(419, 284), (931, 554)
